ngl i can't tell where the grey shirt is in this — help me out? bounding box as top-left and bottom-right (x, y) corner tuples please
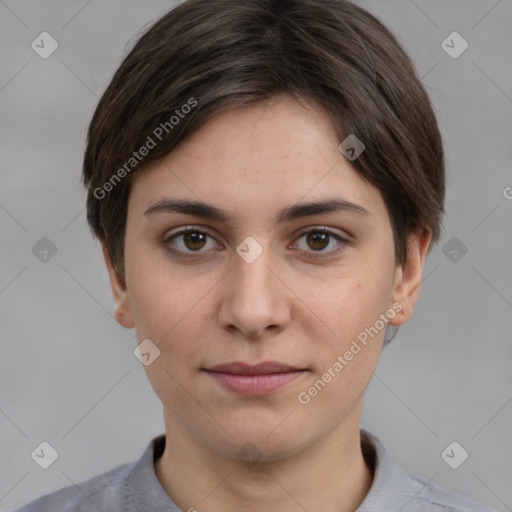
(14, 429), (497, 511)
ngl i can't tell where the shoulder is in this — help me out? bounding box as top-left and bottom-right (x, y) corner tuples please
(359, 429), (498, 512)
(12, 459), (136, 512)
(394, 466), (498, 512)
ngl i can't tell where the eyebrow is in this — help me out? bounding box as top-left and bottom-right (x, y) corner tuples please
(143, 197), (370, 223)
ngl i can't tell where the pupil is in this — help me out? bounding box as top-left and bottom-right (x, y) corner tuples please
(185, 232), (206, 250)
(307, 232), (329, 251)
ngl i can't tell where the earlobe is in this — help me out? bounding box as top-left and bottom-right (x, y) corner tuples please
(101, 244), (135, 329)
(388, 228), (432, 326)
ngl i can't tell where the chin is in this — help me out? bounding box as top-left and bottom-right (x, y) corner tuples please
(209, 433), (306, 464)
(200, 414), (314, 463)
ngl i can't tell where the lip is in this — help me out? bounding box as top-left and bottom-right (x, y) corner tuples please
(203, 361), (307, 395)
(206, 361), (303, 374)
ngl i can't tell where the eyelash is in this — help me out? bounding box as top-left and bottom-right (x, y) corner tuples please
(162, 226), (350, 260)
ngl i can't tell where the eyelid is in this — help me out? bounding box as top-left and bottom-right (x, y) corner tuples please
(291, 224), (352, 243)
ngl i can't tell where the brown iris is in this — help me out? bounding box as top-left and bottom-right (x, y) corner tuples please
(183, 232), (207, 251)
(306, 232), (329, 251)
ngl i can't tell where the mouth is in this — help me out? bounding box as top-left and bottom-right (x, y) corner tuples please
(202, 361), (308, 396)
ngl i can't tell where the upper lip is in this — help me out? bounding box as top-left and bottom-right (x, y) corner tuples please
(204, 361), (304, 375)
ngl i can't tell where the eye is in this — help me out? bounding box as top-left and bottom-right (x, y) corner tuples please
(292, 227), (349, 258)
(163, 226), (349, 259)
(163, 227), (220, 257)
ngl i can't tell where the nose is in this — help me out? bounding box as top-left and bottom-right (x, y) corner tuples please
(217, 245), (291, 340)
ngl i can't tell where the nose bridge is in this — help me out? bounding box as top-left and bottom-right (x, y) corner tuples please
(234, 245), (274, 298)
(233, 238), (278, 309)
(218, 236), (290, 338)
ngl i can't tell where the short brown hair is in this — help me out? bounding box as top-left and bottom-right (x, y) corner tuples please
(83, 0), (445, 283)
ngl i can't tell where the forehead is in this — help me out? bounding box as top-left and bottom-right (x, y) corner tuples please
(174, 94), (338, 162)
(128, 94), (385, 224)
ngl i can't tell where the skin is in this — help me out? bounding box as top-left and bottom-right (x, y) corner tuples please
(103, 93), (431, 512)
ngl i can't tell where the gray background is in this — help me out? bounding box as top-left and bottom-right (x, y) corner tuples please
(1, 1), (511, 510)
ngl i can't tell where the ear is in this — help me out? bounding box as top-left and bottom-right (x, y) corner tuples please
(101, 244), (135, 329)
(388, 228), (432, 326)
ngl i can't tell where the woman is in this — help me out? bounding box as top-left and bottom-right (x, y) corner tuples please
(15, 0), (498, 510)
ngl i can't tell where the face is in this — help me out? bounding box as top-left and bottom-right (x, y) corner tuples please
(104, 93), (430, 461)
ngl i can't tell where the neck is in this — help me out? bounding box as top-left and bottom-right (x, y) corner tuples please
(155, 413), (374, 512)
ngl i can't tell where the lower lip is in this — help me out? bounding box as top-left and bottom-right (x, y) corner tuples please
(205, 370), (306, 395)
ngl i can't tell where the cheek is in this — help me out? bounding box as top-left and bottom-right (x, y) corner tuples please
(306, 267), (391, 337)
(130, 282), (203, 359)
(299, 278), (387, 410)
(300, 259), (392, 387)
(125, 240), (193, 332)
(125, 251), (215, 373)
(131, 271), (208, 409)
